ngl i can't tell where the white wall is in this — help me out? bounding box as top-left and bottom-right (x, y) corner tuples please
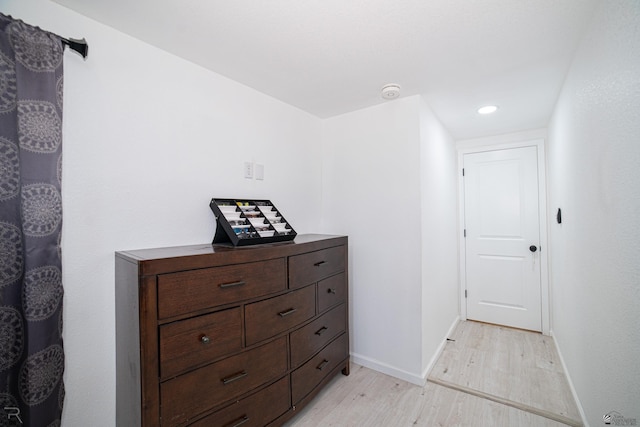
(547, 0), (640, 425)
(418, 98), (459, 374)
(2, 1), (323, 426)
(321, 95), (459, 384)
(321, 96), (424, 382)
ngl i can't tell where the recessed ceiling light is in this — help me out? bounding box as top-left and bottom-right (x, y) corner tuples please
(477, 105), (499, 115)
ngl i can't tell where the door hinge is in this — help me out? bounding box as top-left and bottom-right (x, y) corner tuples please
(463, 229), (466, 238)
(462, 168), (465, 176)
(465, 289), (468, 298)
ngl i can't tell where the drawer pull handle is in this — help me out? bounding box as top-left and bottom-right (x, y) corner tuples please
(327, 288), (337, 294)
(200, 335), (211, 344)
(222, 370), (248, 385)
(313, 261), (326, 267)
(219, 280), (246, 289)
(225, 415), (249, 427)
(316, 359), (330, 371)
(278, 308), (297, 317)
(315, 326), (328, 336)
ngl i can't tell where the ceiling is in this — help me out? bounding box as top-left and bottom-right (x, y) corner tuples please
(53, 0), (599, 139)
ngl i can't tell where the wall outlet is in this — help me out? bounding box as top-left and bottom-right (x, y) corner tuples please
(244, 161), (254, 179)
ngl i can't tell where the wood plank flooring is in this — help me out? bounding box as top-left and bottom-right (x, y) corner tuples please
(285, 321), (582, 427)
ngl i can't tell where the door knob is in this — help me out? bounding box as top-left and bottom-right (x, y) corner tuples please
(529, 245), (538, 253)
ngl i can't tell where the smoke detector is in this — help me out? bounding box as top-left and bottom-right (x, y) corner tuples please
(381, 84), (401, 100)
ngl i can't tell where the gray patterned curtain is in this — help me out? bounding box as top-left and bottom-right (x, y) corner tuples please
(0, 13), (65, 427)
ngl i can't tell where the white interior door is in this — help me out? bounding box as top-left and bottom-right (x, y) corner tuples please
(463, 146), (542, 331)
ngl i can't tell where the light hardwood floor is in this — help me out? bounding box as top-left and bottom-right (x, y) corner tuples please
(285, 321), (582, 427)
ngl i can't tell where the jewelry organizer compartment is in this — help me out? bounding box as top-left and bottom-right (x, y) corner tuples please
(210, 198), (297, 246)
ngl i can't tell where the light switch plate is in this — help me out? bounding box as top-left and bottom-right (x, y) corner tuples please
(244, 161), (254, 179)
(255, 163), (264, 180)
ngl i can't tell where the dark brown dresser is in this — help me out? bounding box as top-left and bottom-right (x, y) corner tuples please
(115, 234), (349, 426)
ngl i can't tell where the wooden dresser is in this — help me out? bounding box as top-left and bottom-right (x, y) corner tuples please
(115, 234), (349, 427)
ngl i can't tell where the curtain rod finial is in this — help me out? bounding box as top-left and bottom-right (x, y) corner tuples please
(62, 37), (88, 59)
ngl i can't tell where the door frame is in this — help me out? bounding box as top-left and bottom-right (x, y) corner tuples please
(457, 138), (550, 335)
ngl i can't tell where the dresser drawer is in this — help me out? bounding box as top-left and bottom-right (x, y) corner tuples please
(161, 337), (287, 427)
(157, 258), (286, 319)
(190, 376), (290, 427)
(160, 307), (242, 379)
(245, 285), (316, 346)
(317, 273), (346, 313)
(291, 333), (348, 404)
(288, 246), (345, 289)
(290, 304), (346, 368)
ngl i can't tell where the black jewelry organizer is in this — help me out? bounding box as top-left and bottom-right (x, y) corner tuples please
(210, 198), (297, 246)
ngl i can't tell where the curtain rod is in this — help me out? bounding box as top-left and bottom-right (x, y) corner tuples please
(61, 37), (88, 59)
(0, 13), (88, 59)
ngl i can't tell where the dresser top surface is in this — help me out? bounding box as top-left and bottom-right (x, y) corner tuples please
(115, 234), (347, 276)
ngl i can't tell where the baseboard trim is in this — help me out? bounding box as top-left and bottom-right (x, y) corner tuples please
(550, 331), (590, 427)
(421, 315), (460, 380)
(350, 316), (461, 387)
(350, 353), (425, 386)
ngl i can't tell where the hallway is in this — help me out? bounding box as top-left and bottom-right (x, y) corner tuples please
(286, 321), (581, 426)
